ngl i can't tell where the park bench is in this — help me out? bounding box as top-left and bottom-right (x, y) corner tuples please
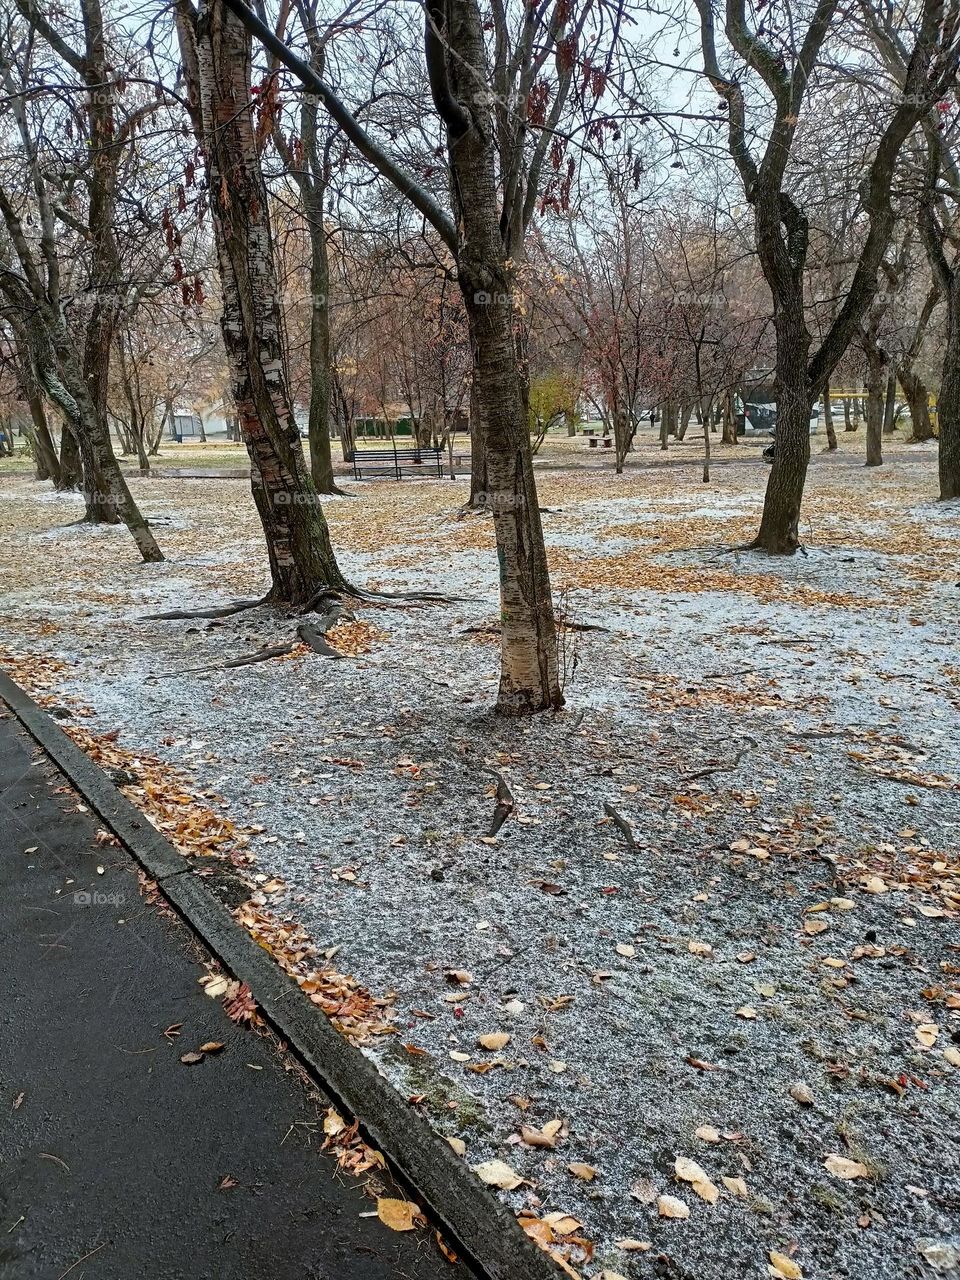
(348, 445), (445, 480)
(588, 435), (613, 449)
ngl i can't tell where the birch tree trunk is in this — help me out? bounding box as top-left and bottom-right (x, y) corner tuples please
(176, 0), (350, 603)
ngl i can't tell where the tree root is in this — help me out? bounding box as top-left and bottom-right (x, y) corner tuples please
(463, 617), (607, 637)
(483, 769), (515, 837)
(165, 642), (298, 675)
(296, 621), (344, 660)
(602, 801), (637, 849)
(142, 597), (267, 621)
(681, 736), (758, 781)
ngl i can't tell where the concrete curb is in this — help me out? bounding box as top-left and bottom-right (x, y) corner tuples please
(0, 672), (558, 1280)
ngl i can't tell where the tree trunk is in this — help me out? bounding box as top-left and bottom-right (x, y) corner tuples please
(613, 405), (635, 474)
(882, 371), (898, 435)
(864, 353), (884, 467)
(677, 403), (691, 441)
(938, 282), (960, 500)
(304, 187), (338, 493)
(899, 364), (935, 441)
(26, 387), (60, 484)
(445, 0), (560, 712)
(753, 287), (811, 553)
(467, 378), (488, 507)
(175, 0), (349, 603)
(721, 391), (737, 445)
(822, 381), (837, 450)
(58, 422), (82, 489)
(843, 397), (853, 431)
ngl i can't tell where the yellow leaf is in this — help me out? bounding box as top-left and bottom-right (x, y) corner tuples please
(478, 1032), (511, 1051)
(943, 1046), (960, 1068)
(446, 1136), (466, 1156)
(824, 1154), (870, 1179)
(377, 1197), (420, 1232)
(769, 1250), (803, 1279)
(674, 1156), (719, 1203)
(657, 1193), (690, 1219)
(722, 1176), (748, 1196)
(567, 1162), (597, 1181)
(915, 1023), (939, 1048)
(472, 1159), (523, 1190)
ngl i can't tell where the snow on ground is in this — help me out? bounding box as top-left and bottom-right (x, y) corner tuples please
(2, 436), (959, 1280)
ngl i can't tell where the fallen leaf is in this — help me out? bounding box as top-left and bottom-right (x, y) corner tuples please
(567, 1162), (597, 1181)
(943, 1047), (960, 1068)
(722, 1176), (748, 1196)
(674, 1156), (719, 1203)
(615, 943), (636, 958)
(615, 1238), (651, 1252)
(769, 1249), (803, 1279)
(688, 940), (713, 957)
(478, 1032), (511, 1051)
(695, 1125), (721, 1143)
(863, 876), (888, 894)
(825, 1154), (870, 1179)
(446, 1136), (466, 1156)
(789, 1082), (814, 1106)
(915, 1023), (939, 1048)
(472, 1159), (523, 1190)
(657, 1193), (690, 1219)
(199, 1041), (224, 1054)
(179, 1051), (204, 1065)
(377, 1197), (420, 1232)
(736, 1005), (758, 1019)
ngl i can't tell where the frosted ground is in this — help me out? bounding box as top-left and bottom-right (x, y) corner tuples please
(2, 436), (958, 1280)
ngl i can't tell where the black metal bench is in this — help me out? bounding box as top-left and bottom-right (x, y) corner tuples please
(347, 445), (445, 480)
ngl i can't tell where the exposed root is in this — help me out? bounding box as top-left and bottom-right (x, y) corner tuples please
(296, 621), (344, 660)
(163, 642), (297, 676)
(602, 801), (637, 849)
(143, 597), (267, 621)
(681, 736), (758, 781)
(484, 769), (515, 837)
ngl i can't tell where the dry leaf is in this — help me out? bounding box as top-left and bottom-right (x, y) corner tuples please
(199, 1041), (224, 1054)
(722, 1176), (748, 1196)
(915, 1023), (939, 1048)
(825, 1154), (870, 1179)
(377, 1197), (420, 1232)
(472, 1159), (523, 1190)
(688, 940), (713, 957)
(943, 1046), (960, 1068)
(789, 1082), (814, 1106)
(769, 1250), (803, 1279)
(567, 1162), (597, 1181)
(478, 1032), (511, 1051)
(803, 918), (828, 935)
(179, 1051), (204, 1065)
(615, 1238), (651, 1252)
(695, 1125), (721, 1143)
(615, 943), (636, 958)
(737, 1005), (758, 1019)
(657, 1193), (690, 1219)
(446, 1136), (466, 1156)
(674, 1156), (719, 1204)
